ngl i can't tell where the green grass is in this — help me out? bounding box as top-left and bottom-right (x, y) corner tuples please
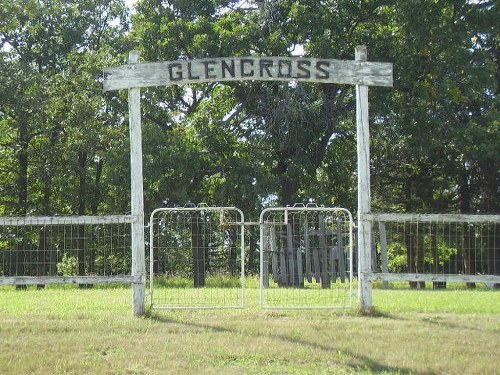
(1, 283), (499, 375)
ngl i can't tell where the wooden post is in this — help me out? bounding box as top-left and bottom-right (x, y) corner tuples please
(312, 226), (321, 283)
(337, 217), (346, 283)
(378, 222), (389, 289)
(294, 219), (304, 287)
(279, 228), (287, 286)
(270, 226), (278, 285)
(129, 51), (146, 316)
(304, 221), (312, 283)
(319, 215), (330, 288)
(261, 224), (270, 288)
(286, 223), (295, 286)
(356, 45), (373, 311)
(191, 211), (205, 288)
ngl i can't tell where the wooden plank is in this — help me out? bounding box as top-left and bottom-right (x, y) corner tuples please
(287, 223), (295, 286)
(260, 223), (268, 289)
(104, 56), (393, 91)
(368, 213), (500, 224)
(365, 273), (500, 284)
(304, 221), (312, 283)
(319, 215), (330, 288)
(337, 217), (346, 283)
(279, 240), (287, 286)
(0, 215), (137, 226)
(191, 212), (205, 288)
(270, 226), (278, 285)
(378, 222), (389, 289)
(312, 233), (321, 283)
(293, 218), (303, 286)
(261, 224), (269, 288)
(371, 231), (378, 273)
(330, 245), (338, 282)
(0, 275), (142, 286)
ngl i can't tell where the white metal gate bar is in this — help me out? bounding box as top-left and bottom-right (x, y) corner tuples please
(260, 206), (354, 309)
(149, 206), (245, 309)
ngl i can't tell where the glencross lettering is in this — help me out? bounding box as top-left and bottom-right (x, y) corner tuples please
(166, 58), (329, 81)
(103, 56), (393, 91)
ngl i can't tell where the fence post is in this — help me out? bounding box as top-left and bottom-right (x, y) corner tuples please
(129, 50), (146, 316)
(355, 45), (373, 311)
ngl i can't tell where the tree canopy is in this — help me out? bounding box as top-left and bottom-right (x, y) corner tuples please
(1, 0), (498, 220)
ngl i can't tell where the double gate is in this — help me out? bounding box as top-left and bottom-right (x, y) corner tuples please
(149, 206), (354, 309)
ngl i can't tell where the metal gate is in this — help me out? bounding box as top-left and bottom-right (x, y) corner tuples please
(149, 205), (354, 310)
(260, 206), (354, 309)
(149, 206), (245, 309)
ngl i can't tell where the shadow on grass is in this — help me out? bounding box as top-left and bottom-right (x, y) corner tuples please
(146, 311), (434, 375)
(358, 306), (486, 333)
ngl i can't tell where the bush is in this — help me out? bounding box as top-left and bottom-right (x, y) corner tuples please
(57, 254), (79, 276)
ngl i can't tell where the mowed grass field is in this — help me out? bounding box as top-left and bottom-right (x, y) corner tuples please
(1, 282), (499, 375)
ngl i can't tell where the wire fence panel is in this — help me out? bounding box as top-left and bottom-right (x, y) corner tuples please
(260, 206), (354, 309)
(149, 206), (245, 309)
(0, 216), (134, 286)
(369, 213), (500, 287)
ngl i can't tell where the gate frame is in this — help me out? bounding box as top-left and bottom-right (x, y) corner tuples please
(148, 206), (246, 310)
(259, 206), (355, 309)
(104, 46), (393, 315)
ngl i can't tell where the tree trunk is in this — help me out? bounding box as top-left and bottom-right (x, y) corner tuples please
(481, 161), (500, 287)
(88, 158), (104, 276)
(403, 179), (417, 288)
(431, 223), (446, 289)
(416, 224), (425, 289)
(37, 226), (47, 289)
(459, 168), (475, 288)
(248, 226), (257, 274)
(488, 223), (500, 288)
(227, 227), (238, 276)
(16, 121), (29, 289)
(77, 151), (89, 288)
(405, 230), (417, 289)
(276, 156), (298, 206)
(191, 212), (205, 287)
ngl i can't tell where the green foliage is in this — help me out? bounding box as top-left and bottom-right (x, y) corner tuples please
(0, 0), (498, 283)
(57, 254), (78, 276)
(386, 242), (407, 273)
(95, 254), (130, 275)
(0, 0), (130, 217)
(384, 238), (458, 273)
(423, 236), (459, 268)
(1, 0), (497, 216)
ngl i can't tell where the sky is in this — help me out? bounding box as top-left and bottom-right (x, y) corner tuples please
(124, 0), (137, 11)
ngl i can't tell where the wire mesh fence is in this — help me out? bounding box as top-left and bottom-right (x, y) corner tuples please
(0, 216), (134, 286)
(260, 206), (354, 309)
(149, 207), (245, 309)
(370, 213), (500, 287)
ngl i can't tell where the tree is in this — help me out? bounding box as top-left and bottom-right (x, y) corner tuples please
(0, 0), (131, 284)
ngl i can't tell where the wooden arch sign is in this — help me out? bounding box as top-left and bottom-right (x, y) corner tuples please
(104, 55), (392, 90)
(103, 46), (393, 315)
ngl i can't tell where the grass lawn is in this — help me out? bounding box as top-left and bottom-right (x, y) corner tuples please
(1, 283), (499, 375)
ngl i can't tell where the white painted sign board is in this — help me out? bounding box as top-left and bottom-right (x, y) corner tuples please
(103, 56), (392, 91)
